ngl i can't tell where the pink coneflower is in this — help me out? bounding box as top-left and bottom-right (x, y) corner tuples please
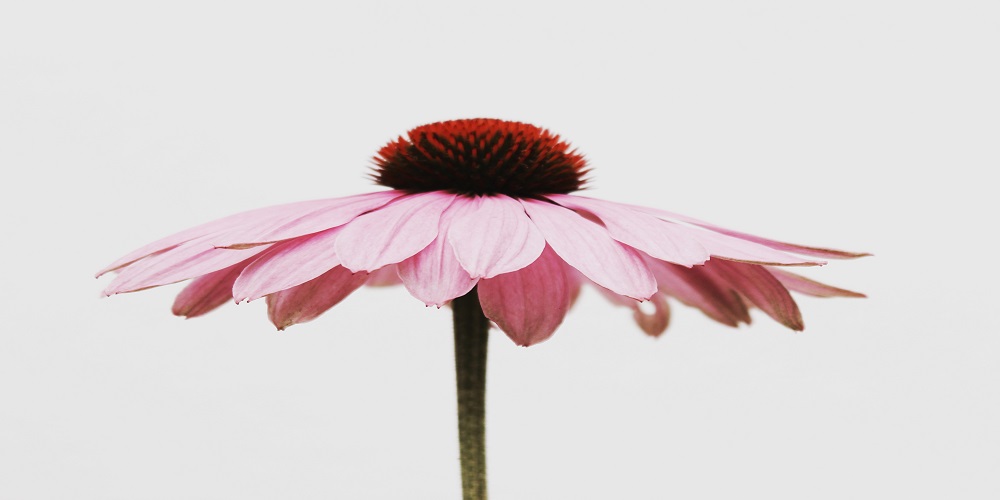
(99, 118), (866, 499)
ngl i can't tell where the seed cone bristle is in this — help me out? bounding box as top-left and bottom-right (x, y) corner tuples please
(372, 118), (589, 197)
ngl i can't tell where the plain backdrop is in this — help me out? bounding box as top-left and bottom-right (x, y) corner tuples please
(2, 1), (997, 499)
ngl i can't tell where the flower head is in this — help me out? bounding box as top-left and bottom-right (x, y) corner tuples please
(99, 118), (866, 346)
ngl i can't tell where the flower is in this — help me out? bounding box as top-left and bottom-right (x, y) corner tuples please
(98, 118), (866, 346)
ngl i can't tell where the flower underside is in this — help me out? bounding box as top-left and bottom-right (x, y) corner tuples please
(372, 118), (589, 197)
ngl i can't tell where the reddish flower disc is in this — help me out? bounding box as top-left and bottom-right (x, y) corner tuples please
(372, 118), (589, 197)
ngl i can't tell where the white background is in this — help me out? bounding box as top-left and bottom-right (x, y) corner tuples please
(2, 1), (997, 499)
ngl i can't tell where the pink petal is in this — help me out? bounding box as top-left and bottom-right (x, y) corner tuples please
(104, 236), (270, 295)
(548, 195), (710, 267)
(231, 226), (345, 303)
(397, 209), (478, 307)
(265, 266), (369, 330)
(478, 246), (572, 346)
(626, 202), (869, 259)
(768, 268), (866, 298)
(366, 265), (403, 286)
(171, 261), (248, 318)
(335, 192), (456, 272)
(446, 195), (546, 278)
(690, 228), (824, 266)
(97, 191), (402, 277)
(708, 260), (804, 330)
(214, 190), (403, 248)
(520, 199), (656, 300)
(646, 259), (750, 327)
(563, 197), (820, 266)
(97, 199), (331, 277)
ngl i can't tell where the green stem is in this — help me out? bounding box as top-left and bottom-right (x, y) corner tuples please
(452, 287), (489, 500)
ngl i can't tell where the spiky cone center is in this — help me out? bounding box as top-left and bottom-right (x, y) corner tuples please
(372, 118), (589, 197)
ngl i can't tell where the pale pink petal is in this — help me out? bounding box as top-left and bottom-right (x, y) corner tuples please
(447, 195), (545, 278)
(548, 194), (710, 267)
(335, 192), (456, 272)
(397, 209), (478, 307)
(232, 227), (345, 302)
(214, 190), (403, 248)
(768, 268), (866, 298)
(478, 246), (572, 346)
(366, 265), (403, 286)
(97, 191), (402, 277)
(563, 197), (820, 266)
(708, 260), (804, 330)
(171, 261), (248, 318)
(520, 198), (656, 300)
(626, 202), (869, 259)
(689, 228), (824, 266)
(97, 199), (333, 277)
(265, 266), (369, 330)
(104, 236), (270, 295)
(646, 259), (750, 327)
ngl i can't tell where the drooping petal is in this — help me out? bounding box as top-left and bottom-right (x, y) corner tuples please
(478, 246), (572, 346)
(104, 236), (270, 295)
(171, 260), (248, 318)
(548, 194), (710, 267)
(265, 266), (369, 330)
(447, 195), (545, 278)
(520, 198), (656, 300)
(566, 267), (585, 308)
(335, 192), (456, 272)
(626, 202), (869, 259)
(97, 191), (403, 277)
(768, 268), (866, 298)
(397, 209), (478, 307)
(366, 265), (403, 286)
(707, 260), (804, 330)
(232, 227), (344, 302)
(646, 259), (750, 327)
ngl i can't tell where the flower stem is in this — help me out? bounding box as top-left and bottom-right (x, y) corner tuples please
(452, 287), (489, 500)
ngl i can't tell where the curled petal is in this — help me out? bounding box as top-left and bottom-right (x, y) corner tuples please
(478, 246), (572, 346)
(397, 209), (478, 306)
(594, 286), (672, 337)
(768, 268), (866, 298)
(521, 198), (656, 300)
(232, 226), (344, 303)
(708, 260), (804, 330)
(266, 266), (369, 330)
(335, 192), (456, 272)
(548, 194), (710, 267)
(447, 195), (545, 278)
(171, 261), (248, 318)
(633, 293), (671, 337)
